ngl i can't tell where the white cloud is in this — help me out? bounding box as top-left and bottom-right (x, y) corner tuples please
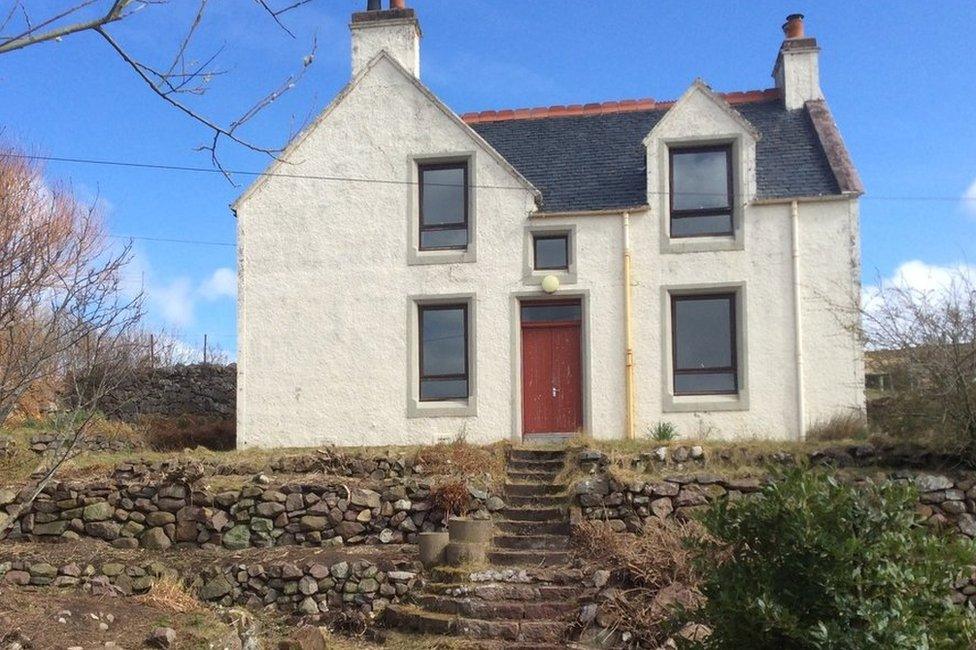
(964, 177), (976, 218)
(152, 278), (196, 327)
(863, 259), (976, 312)
(200, 267), (237, 300)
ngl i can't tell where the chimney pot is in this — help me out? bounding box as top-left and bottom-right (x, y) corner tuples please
(782, 13), (804, 39)
(366, 0), (380, 10)
(390, 0), (405, 8)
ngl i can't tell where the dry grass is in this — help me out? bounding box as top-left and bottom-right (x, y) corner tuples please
(806, 412), (870, 442)
(430, 479), (471, 523)
(415, 439), (505, 483)
(573, 519), (710, 646)
(135, 414), (236, 451)
(134, 575), (205, 614)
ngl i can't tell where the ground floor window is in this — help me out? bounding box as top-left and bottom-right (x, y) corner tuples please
(671, 292), (737, 395)
(418, 303), (468, 400)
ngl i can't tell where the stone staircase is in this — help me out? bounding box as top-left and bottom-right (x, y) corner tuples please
(383, 446), (588, 647)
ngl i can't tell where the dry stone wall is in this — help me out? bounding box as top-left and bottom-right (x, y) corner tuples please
(83, 363), (235, 420)
(2, 477), (502, 550)
(0, 555), (420, 617)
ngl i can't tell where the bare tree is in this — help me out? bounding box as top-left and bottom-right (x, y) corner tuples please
(0, 146), (144, 538)
(0, 1), (317, 176)
(862, 266), (976, 461)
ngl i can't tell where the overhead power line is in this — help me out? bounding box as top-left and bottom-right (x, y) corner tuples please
(6, 151), (976, 203)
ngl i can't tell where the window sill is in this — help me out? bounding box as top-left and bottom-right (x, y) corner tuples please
(662, 391), (749, 413)
(661, 234), (743, 255)
(407, 397), (477, 418)
(408, 248), (476, 266)
(523, 269), (578, 286)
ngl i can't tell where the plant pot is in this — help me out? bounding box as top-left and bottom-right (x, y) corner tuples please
(418, 531), (450, 568)
(445, 541), (486, 567)
(448, 517), (493, 544)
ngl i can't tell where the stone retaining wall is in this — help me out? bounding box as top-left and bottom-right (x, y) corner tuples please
(2, 477), (503, 550)
(0, 556), (419, 616)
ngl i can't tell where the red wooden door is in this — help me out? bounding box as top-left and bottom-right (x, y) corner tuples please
(521, 313), (583, 435)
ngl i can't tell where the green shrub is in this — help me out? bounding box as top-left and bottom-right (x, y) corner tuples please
(692, 470), (976, 649)
(650, 420), (678, 442)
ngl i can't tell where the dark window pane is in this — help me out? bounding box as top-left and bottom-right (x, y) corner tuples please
(673, 297), (733, 370)
(671, 214), (733, 237)
(420, 379), (468, 400)
(675, 372), (736, 394)
(534, 235), (568, 269)
(420, 228), (467, 250)
(420, 307), (466, 376)
(672, 149), (730, 211)
(521, 303), (581, 323)
(421, 166), (465, 225)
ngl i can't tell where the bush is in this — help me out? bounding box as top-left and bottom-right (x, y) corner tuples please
(693, 470), (976, 649)
(805, 412), (869, 442)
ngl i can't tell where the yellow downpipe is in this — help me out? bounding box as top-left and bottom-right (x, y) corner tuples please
(623, 212), (636, 440)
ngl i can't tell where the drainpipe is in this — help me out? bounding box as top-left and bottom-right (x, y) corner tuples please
(790, 200), (806, 440)
(623, 211), (636, 440)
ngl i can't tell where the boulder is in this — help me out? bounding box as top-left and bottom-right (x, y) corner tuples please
(140, 527), (172, 550)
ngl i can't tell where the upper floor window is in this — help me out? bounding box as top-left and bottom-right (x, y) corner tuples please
(671, 293), (737, 395)
(533, 233), (570, 271)
(419, 162), (468, 251)
(669, 145), (733, 238)
(419, 303), (469, 401)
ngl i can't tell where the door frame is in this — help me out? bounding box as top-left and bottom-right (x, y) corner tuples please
(509, 290), (592, 442)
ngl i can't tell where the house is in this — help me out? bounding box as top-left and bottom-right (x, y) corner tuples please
(232, 3), (864, 448)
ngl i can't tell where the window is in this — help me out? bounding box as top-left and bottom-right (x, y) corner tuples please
(671, 293), (737, 395)
(419, 162), (468, 250)
(533, 233), (569, 270)
(669, 145), (733, 238)
(419, 304), (468, 400)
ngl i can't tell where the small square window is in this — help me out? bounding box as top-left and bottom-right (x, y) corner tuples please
(533, 233), (569, 270)
(419, 162), (468, 251)
(669, 145), (733, 238)
(671, 293), (738, 396)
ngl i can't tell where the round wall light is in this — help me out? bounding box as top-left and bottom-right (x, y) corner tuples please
(541, 275), (560, 294)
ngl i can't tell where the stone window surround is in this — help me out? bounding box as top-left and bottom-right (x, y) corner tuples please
(406, 293), (478, 418)
(656, 134), (747, 254)
(522, 223), (578, 286)
(660, 281), (750, 413)
(407, 151), (478, 266)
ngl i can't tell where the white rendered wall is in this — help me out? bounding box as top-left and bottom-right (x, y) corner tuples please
(236, 60), (863, 448)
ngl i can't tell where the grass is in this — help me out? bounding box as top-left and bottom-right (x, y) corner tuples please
(135, 575), (205, 614)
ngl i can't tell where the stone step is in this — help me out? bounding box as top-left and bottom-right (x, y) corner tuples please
(506, 458), (565, 473)
(507, 470), (561, 483)
(495, 520), (571, 536)
(500, 507), (567, 522)
(506, 494), (570, 508)
(509, 448), (567, 462)
(424, 582), (584, 602)
(505, 482), (568, 497)
(494, 535), (569, 551)
(385, 605), (571, 643)
(488, 550), (571, 567)
(414, 594), (577, 620)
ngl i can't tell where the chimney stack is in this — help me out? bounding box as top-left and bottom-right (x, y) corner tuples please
(350, 0), (421, 78)
(772, 13), (823, 110)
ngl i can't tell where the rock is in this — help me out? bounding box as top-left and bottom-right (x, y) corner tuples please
(145, 511), (176, 527)
(0, 488), (17, 507)
(378, 528), (394, 543)
(335, 521), (365, 540)
(579, 603), (598, 625)
(486, 496), (505, 511)
(915, 474), (954, 493)
(349, 488), (381, 509)
(84, 521), (121, 541)
(592, 570), (610, 588)
(199, 575), (233, 600)
(148, 626), (177, 648)
(300, 516), (327, 531)
(330, 562), (349, 580)
(298, 575), (318, 595)
(672, 446), (690, 463)
(575, 477), (610, 496)
(653, 447), (668, 462)
(690, 445), (704, 460)
(81, 501), (114, 522)
(468, 486), (488, 501)
(222, 524), (251, 550)
(32, 520), (70, 536)
(140, 527), (172, 550)
(958, 514), (976, 538)
(650, 497), (674, 520)
(393, 499), (411, 511)
(298, 596), (319, 615)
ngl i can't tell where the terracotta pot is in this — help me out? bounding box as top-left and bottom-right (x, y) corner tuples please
(418, 531), (449, 568)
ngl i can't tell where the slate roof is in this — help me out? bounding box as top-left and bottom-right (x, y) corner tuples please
(469, 99), (841, 213)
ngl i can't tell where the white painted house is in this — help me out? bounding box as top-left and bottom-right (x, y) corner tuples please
(233, 5), (864, 448)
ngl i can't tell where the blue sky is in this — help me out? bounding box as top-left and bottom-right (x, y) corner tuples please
(2, 1), (974, 359)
